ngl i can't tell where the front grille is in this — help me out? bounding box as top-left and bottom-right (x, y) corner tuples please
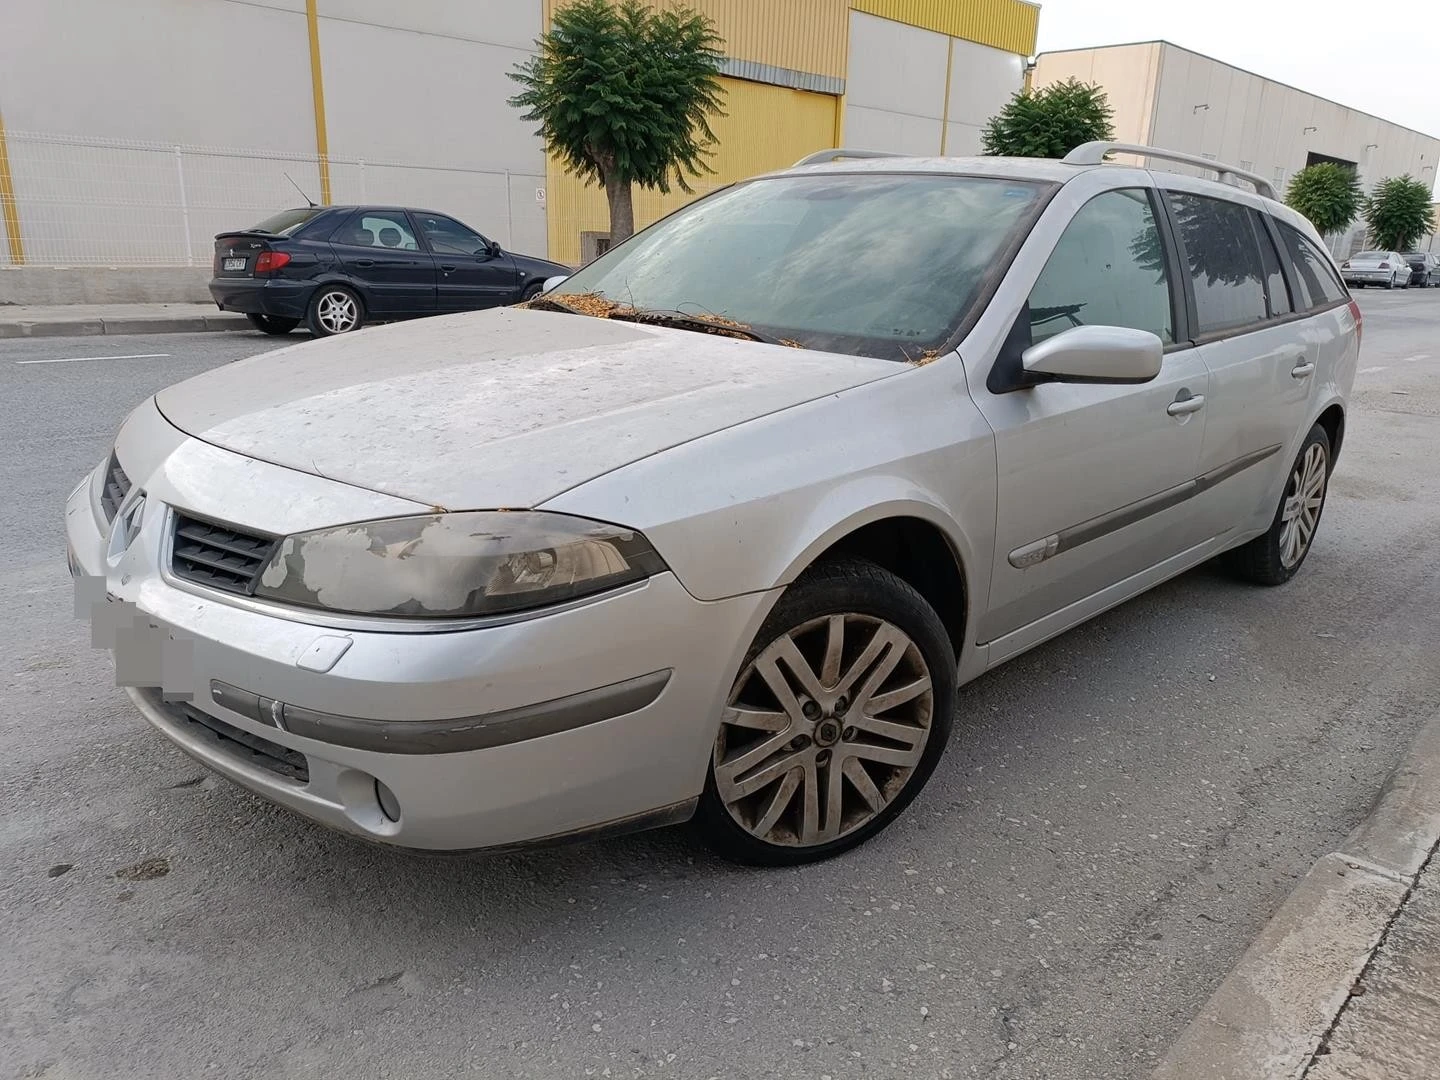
(100, 454), (131, 522)
(170, 512), (279, 595)
(158, 695), (310, 783)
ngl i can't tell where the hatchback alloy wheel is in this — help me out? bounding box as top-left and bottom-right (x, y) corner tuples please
(312, 288), (361, 335)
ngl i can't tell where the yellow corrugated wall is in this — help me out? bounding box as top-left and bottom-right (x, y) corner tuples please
(546, 76), (836, 266)
(850, 0), (1039, 56)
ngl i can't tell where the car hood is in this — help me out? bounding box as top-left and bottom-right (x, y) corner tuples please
(155, 308), (901, 510)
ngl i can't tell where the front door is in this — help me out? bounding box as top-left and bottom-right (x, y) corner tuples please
(412, 211), (523, 312)
(328, 210), (436, 316)
(970, 187), (1212, 645)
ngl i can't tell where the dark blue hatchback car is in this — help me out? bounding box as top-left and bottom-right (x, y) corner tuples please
(209, 205), (571, 336)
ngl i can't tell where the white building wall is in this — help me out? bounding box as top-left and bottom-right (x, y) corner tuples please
(843, 10), (1024, 157)
(1032, 42), (1162, 154)
(0, 0), (548, 266)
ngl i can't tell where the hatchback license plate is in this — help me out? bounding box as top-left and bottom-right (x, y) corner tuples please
(223, 257), (247, 271)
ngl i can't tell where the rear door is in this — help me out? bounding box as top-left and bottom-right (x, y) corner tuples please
(328, 209), (436, 316)
(1161, 187), (1319, 541)
(970, 180), (1212, 645)
(412, 211), (523, 312)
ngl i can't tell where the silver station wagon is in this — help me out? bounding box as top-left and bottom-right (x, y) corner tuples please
(68, 142), (1359, 866)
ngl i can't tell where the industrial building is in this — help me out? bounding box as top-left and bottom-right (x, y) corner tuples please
(1033, 41), (1440, 257)
(0, 0), (1040, 276)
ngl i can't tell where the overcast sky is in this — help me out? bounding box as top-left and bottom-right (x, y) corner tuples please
(1035, 0), (1439, 141)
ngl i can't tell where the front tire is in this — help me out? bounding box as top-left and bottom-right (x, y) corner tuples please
(306, 286), (364, 336)
(695, 559), (956, 866)
(246, 313), (299, 336)
(1223, 424), (1332, 586)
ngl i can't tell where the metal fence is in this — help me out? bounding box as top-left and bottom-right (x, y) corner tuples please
(0, 131), (548, 267)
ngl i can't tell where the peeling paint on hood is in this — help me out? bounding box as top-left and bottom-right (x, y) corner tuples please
(155, 308), (901, 509)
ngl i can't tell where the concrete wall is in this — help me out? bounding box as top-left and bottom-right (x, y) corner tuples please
(0, 0), (548, 270)
(843, 10), (1024, 156)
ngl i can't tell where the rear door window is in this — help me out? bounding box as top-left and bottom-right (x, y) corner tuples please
(1277, 222), (1348, 309)
(333, 212), (419, 250)
(1251, 212), (1293, 317)
(1167, 192), (1268, 335)
(1027, 188), (1176, 345)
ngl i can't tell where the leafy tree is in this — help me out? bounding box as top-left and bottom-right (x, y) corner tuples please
(509, 0), (725, 248)
(1363, 176), (1437, 252)
(981, 79), (1115, 159)
(1285, 163), (1362, 237)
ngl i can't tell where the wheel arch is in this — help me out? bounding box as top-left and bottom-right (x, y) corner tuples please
(1316, 401), (1345, 465)
(763, 498), (981, 664)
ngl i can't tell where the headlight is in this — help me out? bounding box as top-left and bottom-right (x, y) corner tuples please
(254, 511), (666, 619)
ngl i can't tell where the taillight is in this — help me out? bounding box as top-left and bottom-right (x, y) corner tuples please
(1348, 298), (1363, 348)
(253, 251), (291, 273)
(1378, 261), (1390, 269)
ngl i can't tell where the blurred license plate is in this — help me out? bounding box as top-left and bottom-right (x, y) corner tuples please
(223, 257), (246, 271)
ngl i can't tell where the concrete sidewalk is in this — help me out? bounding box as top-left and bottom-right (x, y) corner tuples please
(1155, 713), (1440, 1079)
(0, 303), (247, 338)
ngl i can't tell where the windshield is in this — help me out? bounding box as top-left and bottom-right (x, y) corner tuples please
(249, 208), (323, 236)
(550, 173), (1048, 359)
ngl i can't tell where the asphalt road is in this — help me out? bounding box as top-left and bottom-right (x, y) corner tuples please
(4, 296), (1440, 1080)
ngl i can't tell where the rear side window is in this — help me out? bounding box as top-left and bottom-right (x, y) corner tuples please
(1277, 222), (1347, 309)
(1167, 193), (1267, 335)
(1028, 189), (1175, 345)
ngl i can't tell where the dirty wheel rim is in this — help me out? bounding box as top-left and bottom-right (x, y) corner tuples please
(317, 291), (358, 333)
(1279, 441), (1327, 569)
(714, 613), (934, 848)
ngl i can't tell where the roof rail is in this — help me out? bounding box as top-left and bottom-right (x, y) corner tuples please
(791, 148), (899, 168)
(1062, 141), (1277, 201)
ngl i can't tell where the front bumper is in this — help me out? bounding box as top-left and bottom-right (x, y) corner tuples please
(209, 277), (312, 319)
(68, 432), (770, 851)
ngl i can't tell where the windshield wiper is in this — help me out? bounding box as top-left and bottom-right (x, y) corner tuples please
(617, 309), (793, 347)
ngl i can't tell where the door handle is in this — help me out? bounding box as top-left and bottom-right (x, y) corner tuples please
(439, 264), (457, 273)
(353, 259), (374, 268)
(1291, 359), (1316, 378)
(1167, 394), (1206, 417)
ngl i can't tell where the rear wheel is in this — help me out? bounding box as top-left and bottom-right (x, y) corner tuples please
(306, 286), (364, 336)
(246, 313), (299, 336)
(1223, 424), (1332, 586)
(694, 559), (956, 866)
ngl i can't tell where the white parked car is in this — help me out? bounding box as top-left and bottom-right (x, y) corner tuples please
(69, 142), (1358, 866)
(1341, 250), (1409, 289)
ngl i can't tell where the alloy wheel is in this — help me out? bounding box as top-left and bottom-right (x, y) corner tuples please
(316, 290), (359, 333)
(713, 613), (935, 848)
(1278, 441), (1327, 569)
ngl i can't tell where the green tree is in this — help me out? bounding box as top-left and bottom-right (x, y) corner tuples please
(508, 0), (725, 249)
(1285, 163), (1362, 237)
(1363, 176), (1437, 252)
(981, 79), (1115, 159)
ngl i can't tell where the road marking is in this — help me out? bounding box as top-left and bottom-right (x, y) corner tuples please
(15, 352), (170, 366)
(1397, 354), (1429, 363)
(1359, 366), (1389, 374)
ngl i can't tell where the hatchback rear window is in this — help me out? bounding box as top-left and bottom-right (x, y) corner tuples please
(248, 208), (324, 236)
(549, 174), (1050, 360)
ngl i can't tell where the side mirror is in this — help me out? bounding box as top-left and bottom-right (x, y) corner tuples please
(542, 275), (569, 293)
(1021, 325), (1163, 385)
(487, 240), (503, 257)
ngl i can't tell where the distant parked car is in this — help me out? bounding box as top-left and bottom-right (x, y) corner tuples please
(1340, 251), (1409, 289)
(1401, 252), (1439, 287)
(209, 206), (571, 336)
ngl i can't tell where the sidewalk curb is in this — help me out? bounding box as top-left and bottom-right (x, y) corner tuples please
(0, 313), (248, 338)
(1153, 715), (1440, 1080)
